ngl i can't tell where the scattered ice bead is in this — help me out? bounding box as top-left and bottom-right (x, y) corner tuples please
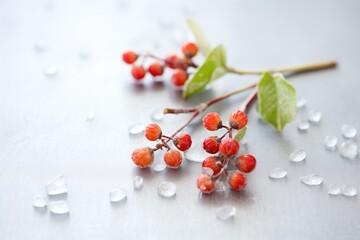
(297, 121), (310, 131)
(128, 122), (146, 135)
(341, 185), (357, 197)
(44, 65), (58, 77)
(46, 175), (68, 196)
(338, 141), (358, 160)
(79, 49), (91, 60)
(157, 181), (176, 198)
(109, 189), (127, 203)
(269, 168), (287, 179)
(150, 108), (164, 121)
(133, 176), (143, 190)
(215, 181), (226, 192)
(202, 167), (214, 176)
(216, 206), (236, 221)
(33, 194), (47, 208)
(324, 136), (337, 150)
(300, 174), (323, 186)
(296, 97), (306, 108)
(86, 110), (95, 121)
(48, 201), (69, 214)
(289, 149), (306, 162)
(185, 143), (209, 163)
(33, 41), (47, 52)
(341, 124), (357, 139)
(328, 184), (341, 196)
(308, 110), (322, 123)
(152, 163), (166, 172)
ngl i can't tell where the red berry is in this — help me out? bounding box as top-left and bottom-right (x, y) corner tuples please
(202, 112), (222, 131)
(173, 133), (192, 151)
(171, 69), (188, 87)
(131, 65), (146, 80)
(165, 54), (188, 69)
(122, 51), (138, 64)
(236, 154), (256, 173)
(182, 42), (198, 58)
(196, 174), (215, 194)
(131, 147), (154, 168)
(203, 136), (220, 154)
(228, 171), (246, 191)
(164, 149), (182, 168)
(219, 138), (240, 156)
(145, 123), (162, 141)
(229, 110), (248, 129)
(202, 156), (222, 176)
(148, 62), (164, 77)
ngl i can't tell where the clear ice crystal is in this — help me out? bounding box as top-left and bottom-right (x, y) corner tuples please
(215, 181), (226, 192)
(300, 174), (323, 186)
(324, 135), (338, 150)
(152, 163), (166, 172)
(157, 181), (176, 198)
(289, 149), (306, 162)
(202, 167), (214, 176)
(296, 97), (306, 108)
(33, 194), (47, 208)
(297, 121), (310, 131)
(133, 176), (143, 190)
(341, 124), (357, 139)
(339, 141), (358, 159)
(184, 143), (209, 163)
(44, 65), (58, 77)
(48, 201), (69, 214)
(128, 122), (146, 135)
(46, 175), (68, 195)
(150, 108), (164, 121)
(308, 110), (322, 123)
(341, 185), (357, 197)
(216, 206), (236, 221)
(269, 168), (287, 179)
(328, 184), (341, 196)
(86, 110), (95, 121)
(109, 189), (127, 203)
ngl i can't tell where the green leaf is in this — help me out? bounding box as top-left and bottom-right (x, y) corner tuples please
(183, 45), (227, 99)
(187, 19), (212, 56)
(234, 126), (247, 142)
(257, 72), (297, 131)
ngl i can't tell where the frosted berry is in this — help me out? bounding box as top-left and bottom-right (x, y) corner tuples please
(202, 156), (222, 176)
(122, 51), (138, 64)
(229, 110), (248, 130)
(202, 112), (222, 131)
(165, 54), (188, 69)
(145, 123), (162, 141)
(203, 136), (220, 154)
(228, 172), (246, 191)
(219, 138), (239, 156)
(173, 133), (192, 151)
(131, 65), (146, 80)
(196, 174), (215, 194)
(164, 149), (182, 168)
(148, 62), (164, 77)
(182, 42), (198, 58)
(171, 69), (188, 87)
(131, 147), (154, 168)
(236, 154), (256, 173)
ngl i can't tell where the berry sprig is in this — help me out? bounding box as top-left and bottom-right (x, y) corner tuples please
(197, 110), (256, 193)
(122, 42), (199, 87)
(131, 123), (192, 169)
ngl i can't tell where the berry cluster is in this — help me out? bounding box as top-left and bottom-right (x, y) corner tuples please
(197, 110), (257, 194)
(131, 123), (192, 169)
(122, 42), (199, 87)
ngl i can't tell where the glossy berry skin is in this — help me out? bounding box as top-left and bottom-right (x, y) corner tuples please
(171, 69), (188, 87)
(164, 149), (182, 168)
(229, 110), (248, 130)
(145, 123), (162, 141)
(202, 112), (222, 131)
(219, 138), (240, 156)
(131, 147), (154, 168)
(203, 136), (220, 154)
(236, 154), (256, 173)
(122, 51), (138, 64)
(173, 133), (192, 151)
(182, 42), (198, 58)
(131, 65), (146, 80)
(165, 54), (188, 69)
(196, 174), (215, 194)
(228, 172), (247, 191)
(148, 62), (164, 77)
(202, 156), (221, 176)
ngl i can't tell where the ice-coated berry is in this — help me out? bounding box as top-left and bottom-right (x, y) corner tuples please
(228, 172), (246, 191)
(203, 136), (220, 154)
(219, 138), (239, 156)
(131, 65), (146, 80)
(131, 147), (154, 168)
(145, 123), (162, 141)
(229, 110), (248, 130)
(173, 133), (192, 151)
(148, 62), (164, 77)
(196, 174), (215, 194)
(171, 69), (188, 87)
(164, 149), (182, 168)
(165, 54), (188, 69)
(236, 154), (256, 173)
(182, 42), (198, 58)
(203, 112), (222, 131)
(202, 156), (222, 176)
(122, 51), (138, 64)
